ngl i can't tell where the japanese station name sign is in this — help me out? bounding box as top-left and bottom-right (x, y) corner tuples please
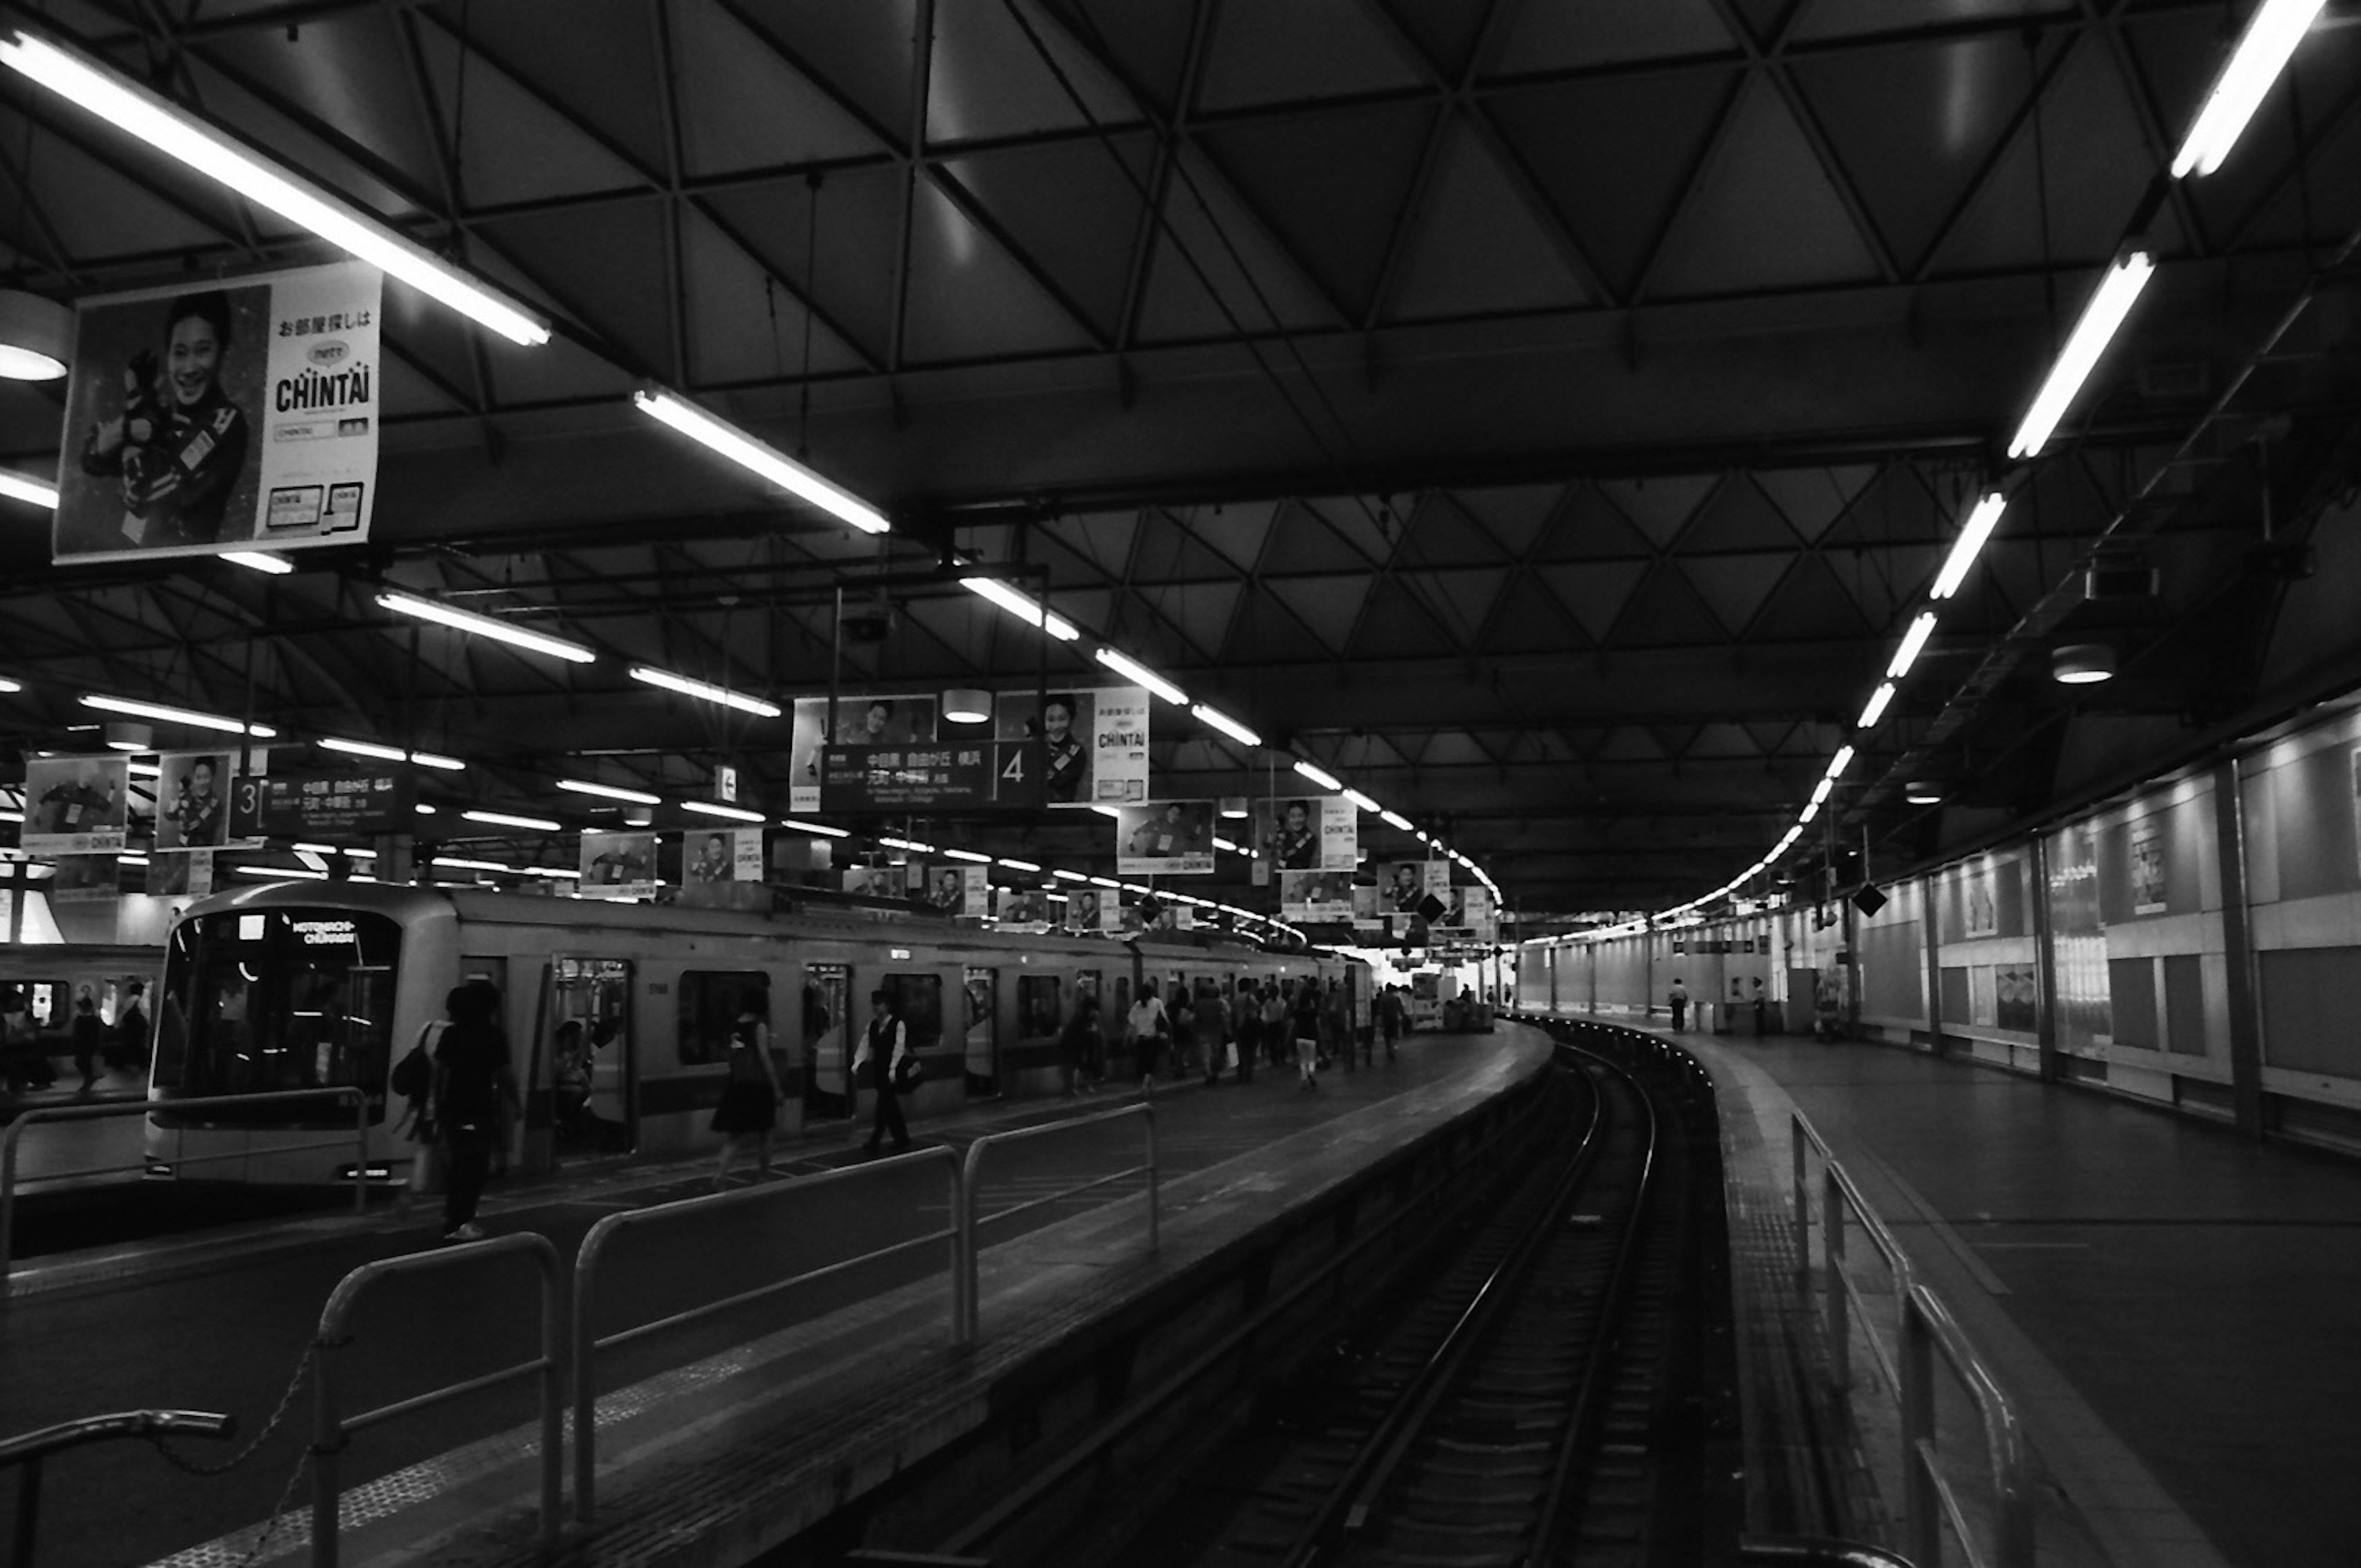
(233, 768), (416, 838)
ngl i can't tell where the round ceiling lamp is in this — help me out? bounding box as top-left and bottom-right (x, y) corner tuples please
(1904, 781), (1945, 805)
(0, 290), (73, 380)
(943, 687), (991, 725)
(2052, 644), (2116, 685)
(1219, 795), (1249, 819)
(104, 721), (152, 752)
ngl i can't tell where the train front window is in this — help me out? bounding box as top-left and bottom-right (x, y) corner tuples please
(159, 908), (401, 1114)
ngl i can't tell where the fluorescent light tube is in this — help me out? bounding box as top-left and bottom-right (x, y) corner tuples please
(462, 809), (560, 832)
(1380, 810), (1413, 832)
(432, 856), (510, 873)
(1888, 612), (1939, 679)
(1092, 647), (1188, 707)
(237, 863), (326, 880)
(0, 31), (548, 345)
(1191, 703), (1261, 747)
(962, 577), (1079, 640)
(1052, 869), (1088, 881)
(414, 803), (437, 815)
(81, 693), (272, 737)
(1856, 682), (1896, 730)
(878, 836), (936, 853)
(1343, 789), (1380, 813)
(1090, 804), (1121, 818)
(1826, 745), (1856, 779)
(219, 550), (292, 575)
(942, 848), (993, 863)
(556, 778), (662, 806)
(1212, 836), (1240, 853)
(2172, 0), (2329, 178)
(1930, 494), (2007, 601)
(628, 664), (781, 719)
(0, 468), (58, 507)
(378, 590), (596, 664)
(1087, 875), (1121, 888)
(410, 750), (464, 772)
(778, 818), (848, 838)
(342, 847), (377, 859)
(1292, 759), (1342, 791)
(320, 736), (405, 763)
(2007, 253), (2156, 460)
(532, 867), (582, 880)
(117, 852), (148, 865)
(1811, 778), (1833, 806)
(997, 857), (1042, 872)
(0, 676), (17, 692)
(1800, 800), (1820, 825)
(634, 388), (888, 535)
(682, 800), (764, 823)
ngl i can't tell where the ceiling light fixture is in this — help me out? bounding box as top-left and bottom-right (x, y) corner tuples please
(2051, 644), (2117, 685)
(237, 863), (326, 880)
(1052, 869), (1088, 882)
(462, 809), (561, 832)
(1292, 759), (1342, 791)
(943, 688), (992, 725)
(878, 836), (936, 853)
(0, 290), (69, 380)
(1092, 647), (1187, 706)
(1379, 810), (1414, 832)
(1810, 778), (1833, 806)
(432, 856), (510, 873)
(320, 736), (405, 763)
(633, 388), (888, 534)
(2007, 251), (2157, 460)
(0, 467), (59, 505)
(0, 33), (548, 345)
(628, 664), (781, 719)
(1799, 800), (1821, 825)
(1905, 782), (1945, 805)
(998, 857), (1042, 872)
(556, 778), (662, 806)
(219, 550), (293, 575)
(2172, 0), (2328, 178)
(378, 589), (596, 665)
(962, 577), (1079, 640)
(411, 750), (465, 772)
(1856, 682), (1896, 730)
(778, 818), (848, 838)
(1825, 745), (1856, 779)
(941, 848), (993, 863)
(1930, 494), (2007, 601)
(81, 693), (274, 738)
(1342, 788), (1379, 813)
(1191, 704), (1261, 747)
(682, 800), (765, 823)
(1888, 611), (1939, 679)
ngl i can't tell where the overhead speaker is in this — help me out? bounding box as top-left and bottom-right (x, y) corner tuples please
(1852, 884), (1888, 918)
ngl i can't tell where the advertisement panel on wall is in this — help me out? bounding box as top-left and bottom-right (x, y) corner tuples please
(1256, 795), (1357, 872)
(579, 832), (659, 899)
(55, 261), (382, 564)
(1113, 800), (1217, 875)
(22, 757), (130, 855)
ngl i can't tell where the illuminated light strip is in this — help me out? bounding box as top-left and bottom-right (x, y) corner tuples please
(682, 800), (764, 823)
(1086, 875), (1120, 889)
(235, 863), (326, 880)
(627, 664), (781, 719)
(1856, 682), (1896, 730)
(1212, 836), (1241, 854)
(1092, 647), (1187, 707)
(1888, 611), (1939, 679)
(1810, 778), (1833, 806)
(2172, 0), (2330, 178)
(219, 550), (293, 575)
(530, 867), (582, 880)
(117, 852), (148, 865)
(1930, 493), (2007, 601)
(962, 577), (1080, 641)
(1051, 869), (1088, 882)
(410, 751), (464, 771)
(1800, 800), (1821, 825)
(1380, 810), (1413, 832)
(432, 856), (509, 873)
(0, 676), (17, 693)
(633, 388), (888, 535)
(941, 848), (993, 863)
(878, 836), (936, 853)
(1190, 703), (1260, 747)
(378, 590), (595, 665)
(997, 857), (1042, 872)
(0, 468), (57, 508)
(557, 778), (661, 805)
(1292, 759), (1342, 791)
(321, 736), (406, 763)
(462, 809), (561, 832)
(2006, 252), (2157, 460)
(81, 693), (274, 738)
(0, 32), (548, 344)
(778, 818), (847, 838)
(1342, 789), (1379, 813)
(1825, 744), (1855, 779)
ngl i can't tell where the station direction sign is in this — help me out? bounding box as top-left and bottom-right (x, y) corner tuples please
(818, 739), (1045, 813)
(233, 768), (416, 838)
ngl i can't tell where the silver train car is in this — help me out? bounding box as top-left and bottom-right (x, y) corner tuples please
(145, 880), (1366, 1184)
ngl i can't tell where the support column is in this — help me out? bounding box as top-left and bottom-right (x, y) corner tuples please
(2032, 833), (2060, 1084)
(1921, 872), (1944, 1055)
(2213, 760), (2266, 1138)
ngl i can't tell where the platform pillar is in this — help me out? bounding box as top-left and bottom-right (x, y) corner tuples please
(2213, 760), (2266, 1138)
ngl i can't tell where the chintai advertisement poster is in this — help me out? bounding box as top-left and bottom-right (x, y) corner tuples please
(578, 832), (660, 899)
(997, 686), (1149, 809)
(22, 757), (129, 855)
(1113, 800), (1217, 875)
(1279, 868), (1355, 921)
(1256, 795), (1357, 872)
(682, 828), (763, 886)
(55, 261), (382, 564)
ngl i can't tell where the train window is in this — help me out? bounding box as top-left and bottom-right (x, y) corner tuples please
(156, 907), (401, 1114)
(1018, 975), (1061, 1041)
(676, 971), (769, 1066)
(884, 972), (944, 1052)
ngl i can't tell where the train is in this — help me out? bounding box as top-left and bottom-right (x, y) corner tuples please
(142, 879), (1369, 1184)
(0, 942), (164, 1091)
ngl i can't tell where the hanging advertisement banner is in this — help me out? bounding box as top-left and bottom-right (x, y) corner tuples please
(147, 848), (215, 898)
(1064, 886), (1113, 932)
(956, 864), (990, 917)
(1255, 795), (1356, 872)
(841, 864), (911, 898)
(1380, 860), (1450, 914)
(234, 768), (413, 839)
(154, 750), (232, 849)
(996, 687), (1149, 809)
(683, 827), (763, 886)
(996, 886), (1053, 924)
(47, 854), (121, 904)
(579, 832), (660, 899)
(55, 261), (382, 564)
(1113, 800), (1217, 875)
(1278, 868), (1355, 921)
(22, 757), (130, 854)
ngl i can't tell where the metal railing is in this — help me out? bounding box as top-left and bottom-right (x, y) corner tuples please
(959, 1100), (1156, 1343)
(0, 1088), (370, 1288)
(1790, 1110), (2032, 1568)
(3, 1408), (233, 1566)
(312, 1232), (564, 1568)
(570, 1146), (964, 1527)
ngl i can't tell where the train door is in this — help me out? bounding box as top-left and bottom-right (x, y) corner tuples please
(549, 956), (634, 1156)
(963, 966), (999, 1097)
(802, 962), (853, 1121)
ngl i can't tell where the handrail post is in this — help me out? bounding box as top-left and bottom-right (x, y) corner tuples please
(1144, 1103), (1158, 1256)
(0, 1111), (33, 1287)
(1789, 1114), (1810, 1290)
(1899, 1293), (1939, 1568)
(572, 1243), (601, 1528)
(352, 1090), (368, 1215)
(539, 1246), (565, 1550)
(1823, 1165), (1849, 1393)
(959, 1136), (986, 1348)
(310, 1333), (341, 1568)
(947, 1154), (970, 1349)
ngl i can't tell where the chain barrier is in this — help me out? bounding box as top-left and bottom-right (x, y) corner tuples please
(144, 1339), (325, 1568)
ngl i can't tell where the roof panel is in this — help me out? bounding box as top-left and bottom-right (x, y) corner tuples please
(1598, 475), (1716, 551)
(1385, 117), (1590, 321)
(1227, 584), (1338, 664)
(939, 136), (1152, 342)
(1607, 562), (1726, 647)
(1537, 484), (1655, 561)
(1134, 146), (1340, 340)
(1379, 0), (1495, 78)
(1196, 0), (1425, 112)
(1034, 0), (1200, 115)
(1755, 465), (1877, 543)
(1400, 492), (1513, 567)
(1268, 573), (1374, 653)
(902, 176), (1096, 363)
(679, 208), (868, 385)
(1489, 0), (1736, 71)
(458, 0), (669, 175)
(1347, 576), (1458, 658)
(668, 0), (890, 174)
(1681, 475), (1800, 553)
(194, 14), (442, 203)
(1682, 554), (1789, 637)
(413, 22), (646, 208)
(1481, 572), (1587, 653)
(927, 0), (1136, 143)
(738, 0), (917, 143)
(701, 167), (906, 368)
(1792, 0), (2051, 44)
(473, 198), (675, 376)
(1538, 561), (1648, 642)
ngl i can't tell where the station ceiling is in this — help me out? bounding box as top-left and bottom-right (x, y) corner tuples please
(2, 0), (2359, 921)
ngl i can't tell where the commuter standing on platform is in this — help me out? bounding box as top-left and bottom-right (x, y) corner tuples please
(113, 979), (150, 1071)
(1059, 993), (1099, 1095)
(1752, 977), (1768, 1037)
(1230, 980), (1258, 1085)
(1378, 984), (1404, 1060)
(852, 988), (913, 1156)
(432, 983), (518, 1243)
(1169, 988), (1197, 1081)
(1126, 982), (1169, 1082)
(711, 989), (783, 1189)
(1199, 986), (1231, 1087)
(1293, 982), (1323, 1089)
(71, 989), (102, 1093)
(1667, 978), (1688, 1031)
(1261, 983), (1289, 1070)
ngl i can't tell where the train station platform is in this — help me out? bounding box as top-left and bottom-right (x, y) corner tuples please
(6, 1027), (1556, 1568)
(1650, 1019), (2359, 1568)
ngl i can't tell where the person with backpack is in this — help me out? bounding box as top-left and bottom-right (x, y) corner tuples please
(711, 988), (784, 1189)
(431, 982), (519, 1243)
(851, 988), (914, 1156)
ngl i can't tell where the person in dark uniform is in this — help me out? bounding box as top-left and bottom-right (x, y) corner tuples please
(70, 989), (102, 1093)
(112, 980), (151, 1071)
(431, 983), (518, 1242)
(81, 290), (251, 548)
(1042, 693), (1086, 804)
(851, 988), (913, 1156)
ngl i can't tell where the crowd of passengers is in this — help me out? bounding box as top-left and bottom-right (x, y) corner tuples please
(1059, 974), (1414, 1095)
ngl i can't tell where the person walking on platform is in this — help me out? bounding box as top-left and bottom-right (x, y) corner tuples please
(711, 989), (784, 1190)
(1378, 985), (1404, 1060)
(1200, 986), (1231, 1087)
(1292, 984), (1323, 1090)
(71, 988), (102, 1093)
(1170, 988), (1198, 1082)
(112, 980), (150, 1073)
(1667, 978), (1688, 1031)
(1261, 983), (1289, 1071)
(432, 983), (518, 1243)
(1059, 995), (1099, 1095)
(1230, 980), (1257, 1085)
(1126, 982), (1169, 1084)
(853, 988), (914, 1156)
(1751, 977), (1768, 1037)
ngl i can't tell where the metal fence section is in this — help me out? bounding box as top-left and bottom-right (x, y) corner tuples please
(569, 1146), (965, 1527)
(1790, 1111), (2033, 1568)
(959, 1100), (1157, 1342)
(2, 1408), (233, 1566)
(0, 1088), (370, 1287)
(310, 1232), (564, 1568)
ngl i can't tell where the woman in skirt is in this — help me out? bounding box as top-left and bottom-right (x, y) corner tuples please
(712, 988), (785, 1189)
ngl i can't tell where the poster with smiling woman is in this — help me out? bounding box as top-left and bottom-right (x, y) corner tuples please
(53, 261), (381, 564)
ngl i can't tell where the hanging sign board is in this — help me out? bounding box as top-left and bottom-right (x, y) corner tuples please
(55, 261), (382, 564)
(234, 769), (416, 839)
(21, 757), (130, 854)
